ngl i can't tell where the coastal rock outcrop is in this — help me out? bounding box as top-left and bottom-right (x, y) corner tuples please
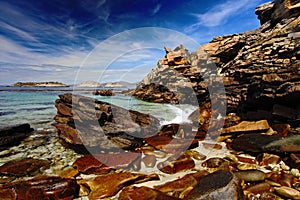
(53, 93), (160, 151)
(132, 0), (300, 127)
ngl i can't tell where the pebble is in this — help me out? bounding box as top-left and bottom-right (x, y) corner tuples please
(234, 170), (266, 182)
(275, 186), (300, 199)
(280, 161), (290, 171)
(291, 168), (300, 178)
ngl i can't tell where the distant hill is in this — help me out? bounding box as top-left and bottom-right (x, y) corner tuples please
(104, 81), (136, 89)
(76, 81), (101, 88)
(13, 81), (68, 87)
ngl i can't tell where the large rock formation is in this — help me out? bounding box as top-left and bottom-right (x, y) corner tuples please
(133, 0), (300, 126)
(53, 93), (161, 151)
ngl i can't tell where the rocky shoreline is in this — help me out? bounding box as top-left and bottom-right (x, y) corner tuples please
(0, 0), (300, 199)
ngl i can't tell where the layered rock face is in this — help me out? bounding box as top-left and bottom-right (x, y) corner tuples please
(133, 0), (300, 125)
(53, 93), (161, 151)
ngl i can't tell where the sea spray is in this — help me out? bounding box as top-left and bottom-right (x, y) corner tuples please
(160, 104), (197, 125)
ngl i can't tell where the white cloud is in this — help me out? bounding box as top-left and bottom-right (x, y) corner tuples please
(0, 27), (200, 84)
(185, 0), (261, 32)
(151, 4), (162, 16)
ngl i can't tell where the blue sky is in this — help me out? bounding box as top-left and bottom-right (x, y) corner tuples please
(0, 0), (271, 85)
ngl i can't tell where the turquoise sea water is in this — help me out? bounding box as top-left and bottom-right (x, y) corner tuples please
(0, 87), (196, 130)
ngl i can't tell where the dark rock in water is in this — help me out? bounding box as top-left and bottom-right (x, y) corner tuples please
(53, 93), (160, 151)
(132, 83), (179, 104)
(0, 158), (49, 177)
(232, 133), (300, 153)
(119, 186), (180, 200)
(231, 133), (279, 153)
(186, 170), (244, 200)
(0, 176), (79, 200)
(94, 89), (114, 96)
(0, 123), (34, 150)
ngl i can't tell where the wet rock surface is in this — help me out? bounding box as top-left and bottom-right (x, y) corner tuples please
(53, 93), (160, 151)
(1, 1), (300, 199)
(0, 158), (49, 177)
(0, 176), (79, 200)
(186, 170), (244, 200)
(0, 123), (34, 150)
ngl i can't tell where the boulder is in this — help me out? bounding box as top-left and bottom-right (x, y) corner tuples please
(0, 176), (79, 200)
(0, 123), (34, 150)
(231, 133), (300, 153)
(186, 170), (244, 200)
(0, 158), (49, 177)
(53, 93), (160, 151)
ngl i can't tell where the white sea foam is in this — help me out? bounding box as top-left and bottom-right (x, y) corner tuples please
(160, 104), (197, 125)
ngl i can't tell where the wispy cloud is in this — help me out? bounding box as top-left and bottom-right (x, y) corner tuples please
(185, 0), (262, 32)
(151, 4), (162, 16)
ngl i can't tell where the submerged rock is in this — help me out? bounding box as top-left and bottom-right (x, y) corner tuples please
(0, 176), (79, 200)
(0, 123), (34, 150)
(0, 158), (49, 177)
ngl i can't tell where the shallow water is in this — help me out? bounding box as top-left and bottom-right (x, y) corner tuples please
(0, 87), (197, 130)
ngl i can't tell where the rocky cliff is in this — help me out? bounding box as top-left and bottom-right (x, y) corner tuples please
(133, 0), (300, 126)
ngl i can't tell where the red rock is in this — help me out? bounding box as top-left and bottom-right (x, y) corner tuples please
(267, 172), (297, 187)
(52, 123), (82, 145)
(256, 153), (281, 166)
(158, 154), (195, 174)
(119, 186), (180, 200)
(145, 135), (198, 154)
(221, 120), (270, 135)
(155, 170), (209, 198)
(72, 152), (141, 174)
(55, 103), (72, 117)
(118, 186), (179, 200)
(236, 156), (257, 164)
(0, 176), (79, 200)
(86, 172), (159, 199)
(286, 153), (300, 169)
(245, 182), (273, 195)
(272, 124), (290, 136)
(0, 158), (49, 177)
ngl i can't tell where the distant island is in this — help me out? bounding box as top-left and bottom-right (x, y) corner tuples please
(76, 81), (101, 88)
(13, 81), (68, 87)
(103, 81), (136, 89)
